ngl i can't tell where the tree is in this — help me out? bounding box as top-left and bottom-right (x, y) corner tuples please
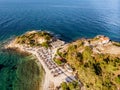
(41, 42), (49, 48)
(82, 46), (93, 63)
(115, 75), (120, 84)
(61, 82), (69, 90)
(93, 63), (102, 76)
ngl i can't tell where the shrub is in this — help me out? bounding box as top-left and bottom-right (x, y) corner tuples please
(93, 63), (102, 76)
(41, 42), (49, 48)
(61, 82), (69, 90)
(61, 81), (80, 90)
(115, 75), (120, 84)
(82, 46), (93, 62)
(54, 59), (63, 65)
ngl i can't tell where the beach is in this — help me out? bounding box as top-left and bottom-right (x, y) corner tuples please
(6, 39), (76, 90)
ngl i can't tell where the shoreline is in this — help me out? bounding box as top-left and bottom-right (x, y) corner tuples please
(35, 57), (45, 90)
(5, 38), (77, 90)
(3, 47), (45, 90)
(3, 30), (120, 90)
(5, 44), (48, 90)
(0, 44), (45, 90)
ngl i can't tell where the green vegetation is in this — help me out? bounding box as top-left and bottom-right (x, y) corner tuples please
(57, 39), (120, 90)
(61, 81), (80, 90)
(41, 41), (49, 48)
(82, 46), (93, 63)
(54, 58), (63, 65)
(115, 75), (120, 84)
(15, 31), (52, 47)
(113, 42), (120, 47)
(93, 63), (102, 76)
(61, 82), (69, 90)
(53, 55), (66, 65)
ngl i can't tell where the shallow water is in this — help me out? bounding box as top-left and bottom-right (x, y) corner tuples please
(0, 48), (44, 90)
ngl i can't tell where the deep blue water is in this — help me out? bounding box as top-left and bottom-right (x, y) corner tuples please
(0, 0), (120, 42)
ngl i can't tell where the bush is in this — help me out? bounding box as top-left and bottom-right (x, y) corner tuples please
(41, 42), (49, 48)
(115, 75), (120, 84)
(68, 81), (79, 90)
(68, 45), (77, 52)
(82, 46), (93, 62)
(61, 82), (69, 90)
(113, 42), (120, 47)
(54, 59), (63, 65)
(61, 81), (80, 90)
(93, 63), (102, 76)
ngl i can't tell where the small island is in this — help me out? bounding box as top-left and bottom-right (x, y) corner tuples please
(5, 30), (120, 90)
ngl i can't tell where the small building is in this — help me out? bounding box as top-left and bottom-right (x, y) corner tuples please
(95, 35), (110, 45)
(100, 37), (110, 44)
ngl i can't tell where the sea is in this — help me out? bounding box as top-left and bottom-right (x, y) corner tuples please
(0, 0), (120, 90)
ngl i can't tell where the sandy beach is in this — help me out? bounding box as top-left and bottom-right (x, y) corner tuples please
(5, 39), (76, 90)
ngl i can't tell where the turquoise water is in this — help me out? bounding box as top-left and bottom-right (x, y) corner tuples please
(0, 47), (44, 90)
(0, 0), (120, 90)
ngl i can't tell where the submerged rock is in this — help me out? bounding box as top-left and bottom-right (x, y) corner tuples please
(0, 64), (5, 70)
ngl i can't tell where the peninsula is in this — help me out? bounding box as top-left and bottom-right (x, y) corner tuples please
(5, 30), (120, 90)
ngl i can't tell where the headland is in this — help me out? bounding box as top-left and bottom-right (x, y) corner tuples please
(5, 30), (120, 90)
